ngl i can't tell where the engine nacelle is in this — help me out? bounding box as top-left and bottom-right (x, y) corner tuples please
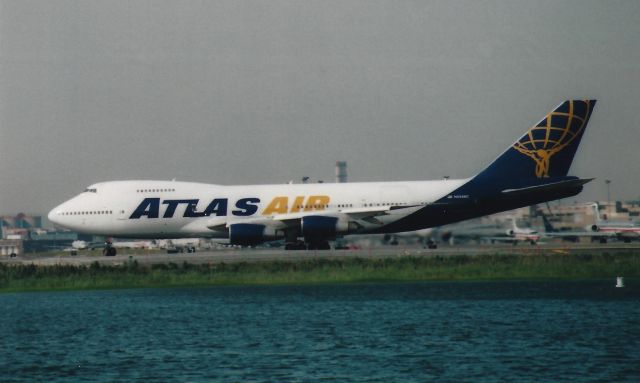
(506, 229), (515, 236)
(591, 224), (600, 232)
(229, 223), (284, 246)
(301, 215), (358, 240)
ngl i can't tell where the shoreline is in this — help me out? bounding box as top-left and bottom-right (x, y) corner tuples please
(1, 253), (639, 293)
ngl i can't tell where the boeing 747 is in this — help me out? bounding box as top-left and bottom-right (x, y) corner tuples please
(49, 100), (596, 252)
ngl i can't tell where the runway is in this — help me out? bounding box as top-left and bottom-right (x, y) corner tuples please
(3, 243), (639, 267)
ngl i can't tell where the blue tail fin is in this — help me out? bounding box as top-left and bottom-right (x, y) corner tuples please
(477, 100), (596, 180)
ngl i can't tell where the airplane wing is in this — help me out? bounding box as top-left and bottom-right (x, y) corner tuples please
(542, 231), (616, 238)
(481, 236), (519, 243)
(270, 206), (388, 221)
(44, 240), (108, 250)
(205, 204), (420, 232)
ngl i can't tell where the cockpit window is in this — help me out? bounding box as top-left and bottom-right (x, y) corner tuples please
(84, 188), (97, 193)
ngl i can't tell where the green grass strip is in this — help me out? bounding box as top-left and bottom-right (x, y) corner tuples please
(1, 253), (639, 293)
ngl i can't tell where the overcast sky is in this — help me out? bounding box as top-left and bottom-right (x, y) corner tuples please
(1, 0), (639, 214)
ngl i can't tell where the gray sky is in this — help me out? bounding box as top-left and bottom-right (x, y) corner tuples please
(1, 0), (639, 215)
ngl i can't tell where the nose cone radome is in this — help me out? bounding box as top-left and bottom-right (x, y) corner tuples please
(48, 204), (63, 226)
(48, 198), (76, 229)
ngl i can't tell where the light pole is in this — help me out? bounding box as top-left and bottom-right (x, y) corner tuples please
(605, 179), (611, 215)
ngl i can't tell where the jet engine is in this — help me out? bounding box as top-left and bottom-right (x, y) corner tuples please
(229, 223), (284, 246)
(301, 215), (359, 240)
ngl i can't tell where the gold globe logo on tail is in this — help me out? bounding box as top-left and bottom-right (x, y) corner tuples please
(512, 100), (593, 178)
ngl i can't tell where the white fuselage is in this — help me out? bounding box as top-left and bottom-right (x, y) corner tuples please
(48, 179), (468, 239)
(46, 99), (597, 244)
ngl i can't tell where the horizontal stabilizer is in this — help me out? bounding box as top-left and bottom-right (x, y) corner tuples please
(501, 178), (593, 197)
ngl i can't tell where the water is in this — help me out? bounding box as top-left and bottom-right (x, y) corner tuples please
(1, 281), (639, 382)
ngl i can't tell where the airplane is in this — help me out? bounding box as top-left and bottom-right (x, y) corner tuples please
(493, 217), (540, 245)
(384, 228), (437, 248)
(111, 239), (158, 250)
(336, 228), (436, 249)
(542, 203), (640, 243)
(440, 217), (540, 245)
(589, 203), (640, 242)
(437, 221), (504, 245)
(48, 99), (596, 253)
(44, 239), (109, 255)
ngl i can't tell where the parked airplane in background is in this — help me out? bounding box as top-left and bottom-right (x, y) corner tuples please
(498, 218), (540, 245)
(437, 221), (504, 245)
(441, 217), (540, 245)
(49, 239), (158, 256)
(543, 203), (640, 243)
(111, 240), (158, 250)
(46, 239), (108, 255)
(49, 100), (596, 253)
(386, 228), (437, 248)
(589, 203), (640, 242)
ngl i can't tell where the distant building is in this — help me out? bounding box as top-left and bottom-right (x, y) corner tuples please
(22, 230), (96, 253)
(1, 212), (99, 253)
(1, 213), (43, 230)
(335, 161), (347, 183)
(0, 239), (22, 257)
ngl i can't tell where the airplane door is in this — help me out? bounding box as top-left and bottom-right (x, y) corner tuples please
(118, 208), (128, 220)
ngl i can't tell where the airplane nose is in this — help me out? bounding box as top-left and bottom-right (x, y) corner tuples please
(48, 206), (60, 225)
(48, 200), (71, 227)
(47, 195), (86, 231)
